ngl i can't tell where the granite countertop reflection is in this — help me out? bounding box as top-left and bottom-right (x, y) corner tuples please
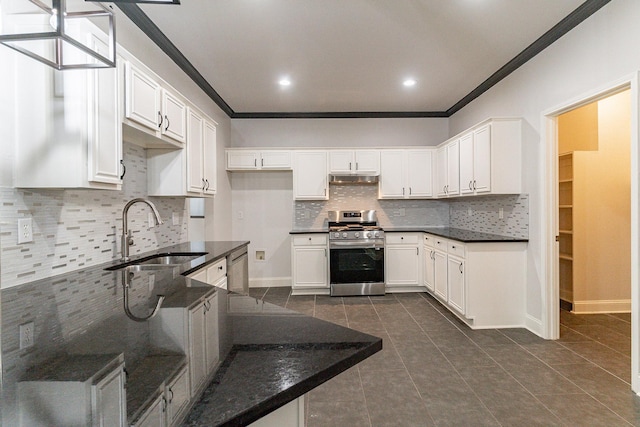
(4, 240), (381, 427)
(184, 294), (382, 426)
(383, 227), (529, 242)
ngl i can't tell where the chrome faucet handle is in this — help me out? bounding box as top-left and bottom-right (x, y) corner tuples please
(127, 229), (134, 246)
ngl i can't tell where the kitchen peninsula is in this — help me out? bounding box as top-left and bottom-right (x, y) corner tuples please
(2, 241), (381, 427)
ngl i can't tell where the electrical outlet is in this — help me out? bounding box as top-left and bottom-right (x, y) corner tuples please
(20, 322), (34, 349)
(467, 208), (473, 217)
(499, 208), (504, 219)
(18, 218), (33, 244)
(172, 212), (179, 226)
(238, 210), (244, 220)
(397, 208), (406, 217)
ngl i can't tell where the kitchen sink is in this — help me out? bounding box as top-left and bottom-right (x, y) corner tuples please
(139, 253), (207, 265)
(106, 252), (208, 271)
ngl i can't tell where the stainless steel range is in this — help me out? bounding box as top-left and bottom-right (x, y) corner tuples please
(328, 210), (385, 296)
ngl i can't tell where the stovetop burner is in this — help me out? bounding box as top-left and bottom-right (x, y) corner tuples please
(328, 210), (384, 241)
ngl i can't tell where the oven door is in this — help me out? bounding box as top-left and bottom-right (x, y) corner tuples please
(329, 244), (384, 285)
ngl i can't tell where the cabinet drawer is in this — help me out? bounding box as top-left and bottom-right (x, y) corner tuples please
(433, 238), (447, 251)
(293, 235), (328, 246)
(386, 233), (419, 245)
(448, 241), (465, 258)
(208, 258), (226, 283)
(423, 234), (435, 247)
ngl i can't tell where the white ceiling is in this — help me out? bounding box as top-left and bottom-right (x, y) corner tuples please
(138, 0), (585, 114)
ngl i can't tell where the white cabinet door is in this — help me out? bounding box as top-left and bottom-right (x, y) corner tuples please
(473, 124), (491, 194)
(189, 301), (207, 396)
(354, 150), (380, 174)
(227, 151), (259, 169)
(125, 62), (162, 132)
(459, 133), (474, 195)
(133, 393), (166, 427)
(161, 90), (187, 144)
(447, 256), (465, 315)
(379, 150), (405, 198)
(293, 151), (328, 200)
(447, 140), (460, 196)
(204, 293), (220, 373)
(88, 35), (122, 186)
(329, 151), (354, 173)
(385, 246), (420, 287)
(92, 362), (126, 427)
(423, 248), (435, 292)
(261, 151), (291, 169)
(436, 145), (448, 197)
(433, 250), (448, 300)
(203, 120), (217, 195)
(186, 109), (205, 194)
(292, 246), (328, 288)
(406, 150), (433, 198)
(166, 366), (190, 427)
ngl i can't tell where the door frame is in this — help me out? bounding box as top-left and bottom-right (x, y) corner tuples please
(541, 71), (640, 392)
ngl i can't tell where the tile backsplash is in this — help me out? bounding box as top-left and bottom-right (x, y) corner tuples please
(0, 142), (188, 289)
(294, 185), (528, 238)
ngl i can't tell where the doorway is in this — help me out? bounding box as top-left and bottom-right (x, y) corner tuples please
(557, 90), (631, 314)
(542, 73), (640, 393)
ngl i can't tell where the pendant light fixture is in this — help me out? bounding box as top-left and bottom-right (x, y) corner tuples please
(0, 0), (116, 70)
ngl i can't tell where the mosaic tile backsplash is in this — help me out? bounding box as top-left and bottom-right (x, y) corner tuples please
(0, 142), (188, 289)
(294, 185), (528, 238)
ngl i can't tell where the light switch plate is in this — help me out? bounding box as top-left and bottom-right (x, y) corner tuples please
(172, 212), (179, 226)
(18, 218), (33, 244)
(20, 322), (34, 349)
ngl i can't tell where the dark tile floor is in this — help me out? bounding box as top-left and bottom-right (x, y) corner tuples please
(249, 287), (640, 426)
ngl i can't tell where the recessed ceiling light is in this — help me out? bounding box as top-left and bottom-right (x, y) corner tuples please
(403, 78), (417, 87)
(279, 77), (292, 87)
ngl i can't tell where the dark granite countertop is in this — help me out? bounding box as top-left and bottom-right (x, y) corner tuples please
(183, 301), (381, 426)
(289, 228), (328, 234)
(5, 240), (381, 426)
(383, 227), (528, 242)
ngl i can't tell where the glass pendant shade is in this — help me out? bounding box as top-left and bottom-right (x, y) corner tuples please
(0, 0), (116, 70)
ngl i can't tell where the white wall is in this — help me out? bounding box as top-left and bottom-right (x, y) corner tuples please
(448, 0), (640, 329)
(231, 117), (449, 148)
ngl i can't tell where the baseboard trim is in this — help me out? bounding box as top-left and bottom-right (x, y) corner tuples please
(573, 299), (631, 314)
(249, 277), (291, 288)
(525, 314), (543, 337)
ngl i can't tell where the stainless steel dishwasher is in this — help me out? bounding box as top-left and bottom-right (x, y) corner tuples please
(227, 246), (248, 294)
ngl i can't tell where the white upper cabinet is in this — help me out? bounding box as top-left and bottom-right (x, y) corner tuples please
(329, 150), (379, 174)
(14, 25), (122, 190)
(147, 107), (217, 197)
(293, 151), (328, 200)
(124, 61), (186, 147)
(436, 140), (460, 197)
(226, 150), (291, 170)
(460, 125), (491, 195)
(379, 149), (434, 199)
(439, 118), (521, 197)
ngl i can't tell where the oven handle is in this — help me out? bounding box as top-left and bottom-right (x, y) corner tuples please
(329, 241), (385, 249)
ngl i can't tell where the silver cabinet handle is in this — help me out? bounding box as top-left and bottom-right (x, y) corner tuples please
(168, 388), (174, 404)
(356, 162), (359, 170)
(202, 178), (206, 191)
(459, 263), (463, 274)
(161, 396), (167, 413)
(402, 187), (405, 196)
(416, 247), (419, 256)
(409, 187), (412, 195)
(157, 111), (163, 129)
(469, 181), (473, 190)
(261, 158), (264, 167)
(164, 115), (170, 131)
(254, 158), (257, 167)
(324, 248), (327, 257)
(473, 180), (477, 190)
(120, 159), (126, 180)
(349, 162), (352, 170)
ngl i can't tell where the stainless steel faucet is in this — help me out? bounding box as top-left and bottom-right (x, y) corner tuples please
(121, 198), (163, 261)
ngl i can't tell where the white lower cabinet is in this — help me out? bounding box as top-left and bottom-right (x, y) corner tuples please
(150, 291), (219, 399)
(385, 233), (423, 291)
(447, 255), (465, 315)
(422, 235), (435, 292)
(291, 234), (329, 294)
(249, 395), (305, 427)
(166, 366), (190, 426)
(17, 356), (126, 427)
(423, 233), (527, 328)
(132, 393), (166, 427)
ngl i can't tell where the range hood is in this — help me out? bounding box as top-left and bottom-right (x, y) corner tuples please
(329, 174), (379, 185)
